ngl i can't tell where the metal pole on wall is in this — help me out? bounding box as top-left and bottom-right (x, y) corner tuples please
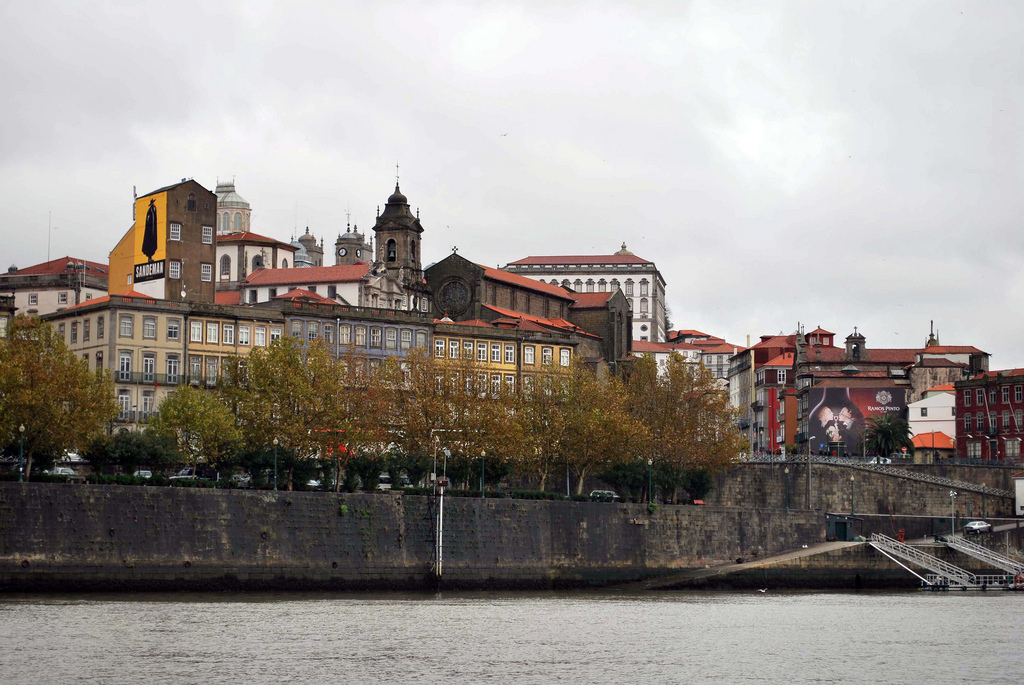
(807, 438), (813, 510)
(850, 475), (855, 515)
(950, 490), (957, 537)
(784, 466), (790, 510)
(566, 458), (570, 500)
(18, 424), (25, 483)
(273, 437), (279, 491)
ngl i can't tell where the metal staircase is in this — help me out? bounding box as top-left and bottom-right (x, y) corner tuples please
(869, 533), (976, 587)
(814, 457), (1014, 498)
(943, 536), (1024, 576)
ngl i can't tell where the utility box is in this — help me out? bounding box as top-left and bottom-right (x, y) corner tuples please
(827, 514), (858, 541)
(1014, 472), (1024, 516)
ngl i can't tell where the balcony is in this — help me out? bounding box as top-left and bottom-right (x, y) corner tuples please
(986, 426), (999, 437)
(738, 417), (751, 430)
(114, 372), (181, 386)
(751, 400), (764, 412)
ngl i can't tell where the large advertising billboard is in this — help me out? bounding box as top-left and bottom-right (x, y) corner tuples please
(807, 386), (908, 455)
(133, 193), (167, 284)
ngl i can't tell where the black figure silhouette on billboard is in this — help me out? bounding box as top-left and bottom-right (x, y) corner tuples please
(142, 198), (158, 262)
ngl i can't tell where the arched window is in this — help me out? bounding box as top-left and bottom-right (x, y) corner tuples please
(598, 279), (607, 292)
(386, 239), (397, 262)
(640, 279), (649, 295)
(640, 298), (649, 313)
(410, 240), (417, 261)
(852, 344), (860, 361)
(281, 259), (288, 269)
(220, 254), (231, 279)
(586, 279), (595, 293)
(573, 279), (583, 291)
(561, 279), (571, 288)
(625, 279), (634, 296)
(252, 254), (264, 271)
(218, 213), (225, 233)
(610, 279), (620, 292)
(187, 193), (197, 212)
(233, 213), (242, 233)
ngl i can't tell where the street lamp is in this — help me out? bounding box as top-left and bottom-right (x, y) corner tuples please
(18, 424), (25, 483)
(273, 437), (279, 491)
(850, 475), (855, 515)
(949, 490), (958, 537)
(480, 450), (486, 499)
(647, 458), (653, 505)
(784, 466), (790, 510)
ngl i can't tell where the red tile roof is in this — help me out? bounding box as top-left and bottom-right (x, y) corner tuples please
(570, 292), (615, 308)
(632, 340), (700, 353)
(435, 318), (494, 328)
(273, 288), (338, 305)
(695, 341), (743, 354)
(669, 329), (712, 339)
(9, 256), (108, 277)
(921, 345), (987, 355)
(807, 327), (834, 335)
(914, 357), (968, 368)
(481, 266), (575, 300)
(64, 290), (155, 310)
(506, 254), (652, 266)
(912, 431), (955, 450)
(481, 304), (600, 338)
(764, 352), (795, 367)
(926, 383), (956, 393)
(215, 291), (242, 305)
(753, 334), (796, 349)
(244, 264), (369, 286)
(217, 231), (299, 250)
(970, 368), (1024, 381)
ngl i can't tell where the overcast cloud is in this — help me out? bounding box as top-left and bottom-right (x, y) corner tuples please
(2, 1), (1022, 365)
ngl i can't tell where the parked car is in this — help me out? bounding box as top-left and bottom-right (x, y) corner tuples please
(133, 470), (153, 479)
(376, 475), (392, 491)
(868, 457), (892, 464)
(964, 520), (992, 536)
(306, 479), (322, 490)
(589, 490), (620, 502)
(230, 474), (252, 487)
(45, 467), (76, 476)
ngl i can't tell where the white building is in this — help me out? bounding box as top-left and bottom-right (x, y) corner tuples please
(504, 243), (668, 343)
(215, 180), (253, 236)
(908, 387), (957, 439)
(632, 340), (701, 372)
(239, 264), (427, 311)
(0, 257), (108, 317)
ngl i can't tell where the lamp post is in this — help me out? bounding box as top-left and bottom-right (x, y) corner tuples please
(18, 424), (25, 483)
(784, 466), (790, 510)
(850, 475), (855, 515)
(273, 437), (279, 491)
(949, 490), (958, 537)
(480, 450), (486, 499)
(647, 458), (653, 505)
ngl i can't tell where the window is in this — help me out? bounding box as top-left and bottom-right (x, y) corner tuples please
(170, 223), (181, 241)
(220, 255), (231, 278)
(524, 346), (535, 365)
(560, 349), (570, 366)
(598, 279), (607, 292)
(206, 322), (219, 344)
(421, 299), (428, 312)
(989, 387), (997, 403)
(354, 326), (366, 346)
(58, 292), (68, 305)
(964, 415), (972, 432)
(777, 370), (787, 384)
(625, 280), (634, 296)
(328, 285), (337, 299)
(401, 330), (412, 350)
(1003, 411), (1010, 428)
(118, 351), (132, 381)
(490, 344), (501, 363)
(119, 315), (133, 338)
(307, 322), (319, 342)
(96, 351), (103, 371)
(976, 389), (984, 405)
(435, 339), (446, 358)
(542, 347), (553, 365)
(143, 317), (156, 339)
(70, 322), (78, 343)
(186, 193), (197, 212)
(59, 323), (65, 338)
(169, 260), (181, 279)
(964, 390), (971, 407)
(142, 353), (155, 383)
(201, 263), (212, 282)
(505, 375), (515, 392)
(185, 355), (200, 383)
(83, 319), (90, 342)
(166, 355), (180, 384)
(167, 319), (180, 341)
(28, 293), (38, 306)
(450, 340), (460, 358)
(989, 412), (997, 428)
(255, 326), (267, 347)
(118, 391), (131, 419)
(223, 324), (234, 345)
(290, 321), (303, 338)
(386, 239), (397, 261)
(370, 327), (382, 348)
(202, 226), (213, 244)
(967, 442), (981, 459)
(1016, 410), (1023, 430)
(574, 279), (583, 291)
(324, 324), (335, 344)
(505, 345), (515, 364)
(920, 407), (929, 418)
(977, 412), (985, 428)
(1016, 386), (1023, 403)
(477, 343), (487, 361)
(141, 391), (154, 417)
(491, 374), (501, 395)
(238, 325), (250, 346)
(339, 325), (351, 344)
(586, 280), (594, 293)
(97, 316), (104, 339)
(190, 321), (203, 342)
(1002, 387), (1010, 403)
(205, 357), (218, 385)
(308, 286), (317, 294)
(640, 298), (649, 313)
(1008, 439), (1021, 459)
(270, 327), (282, 342)
(641, 280), (649, 296)
(464, 341), (473, 358)
(385, 329), (397, 350)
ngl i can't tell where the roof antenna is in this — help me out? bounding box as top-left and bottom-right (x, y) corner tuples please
(395, 161), (400, 185)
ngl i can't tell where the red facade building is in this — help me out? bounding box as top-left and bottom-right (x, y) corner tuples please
(954, 369), (1024, 461)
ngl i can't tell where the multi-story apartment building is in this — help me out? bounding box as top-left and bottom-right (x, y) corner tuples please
(666, 329), (742, 380)
(954, 369), (1024, 461)
(0, 257), (108, 317)
(729, 333), (798, 452)
(754, 353), (793, 454)
(503, 243), (667, 343)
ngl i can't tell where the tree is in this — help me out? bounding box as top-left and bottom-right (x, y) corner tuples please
(864, 414), (914, 458)
(0, 315), (116, 480)
(84, 429), (177, 474)
(149, 384), (240, 471)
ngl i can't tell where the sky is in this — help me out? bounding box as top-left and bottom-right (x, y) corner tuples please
(2, 1), (1022, 366)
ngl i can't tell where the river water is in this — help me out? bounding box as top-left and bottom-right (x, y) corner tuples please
(0, 591), (1020, 684)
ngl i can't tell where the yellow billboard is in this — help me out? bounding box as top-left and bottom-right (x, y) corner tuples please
(133, 192), (167, 283)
